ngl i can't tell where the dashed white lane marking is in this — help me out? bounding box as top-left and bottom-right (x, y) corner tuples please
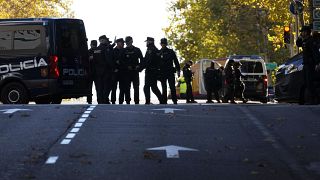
(74, 123), (83, 128)
(47, 105), (96, 165)
(66, 133), (76, 139)
(81, 114), (89, 118)
(70, 128), (80, 133)
(45, 156), (59, 164)
(60, 139), (71, 145)
(78, 118), (87, 123)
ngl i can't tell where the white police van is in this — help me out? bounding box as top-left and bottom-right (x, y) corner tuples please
(0, 18), (90, 104)
(223, 55), (268, 103)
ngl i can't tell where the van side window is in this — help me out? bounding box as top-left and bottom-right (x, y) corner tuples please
(0, 31), (12, 50)
(60, 28), (79, 51)
(14, 30), (41, 50)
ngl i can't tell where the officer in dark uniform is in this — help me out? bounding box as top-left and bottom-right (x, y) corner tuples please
(159, 38), (180, 104)
(183, 60), (197, 103)
(111, 38), (125, 104)
(92, 35), (114, 104)
(296, 26), (318, 104)
(87, 40), (97, 104)
(123, 36), (144, 104)
(234, 62), (247, 103)
(223, 60), (236, 104)
(141, 37), (164, 104)
(204, 61), (222, 103)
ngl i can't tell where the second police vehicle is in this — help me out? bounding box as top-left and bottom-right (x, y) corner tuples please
(0, 18), (90, 104)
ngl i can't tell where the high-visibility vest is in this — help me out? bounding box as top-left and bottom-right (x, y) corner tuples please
(178, 77), (187, 94)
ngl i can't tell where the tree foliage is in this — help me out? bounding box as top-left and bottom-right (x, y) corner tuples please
(164, 0), (305, 64)
(0, 0), (74, 18)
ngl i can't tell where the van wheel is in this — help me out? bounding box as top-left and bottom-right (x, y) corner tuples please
(35, 97), (51, 104)
(51, 96), (62, 104)
(298, 87), (305, 105)
(260, 98), (268, 104)
(1, 82), (29, 104)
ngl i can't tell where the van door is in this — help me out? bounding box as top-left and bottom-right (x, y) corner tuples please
(55, 20), (89, 98)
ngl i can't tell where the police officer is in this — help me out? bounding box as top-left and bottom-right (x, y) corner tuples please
(141, 37), (164, 104)
(159, 38), (180, 104)
(223, 60), (236, 104)
(92, 35), (114, 104)
(183, 60), (197, 103)
(123, 36), (144, 104)
(87, 40), (97, 104)
(234, 62), (247, 103)
(204, 61), (222, 103)
(111, 38), (125, 104)
(296, 26), (317, 104)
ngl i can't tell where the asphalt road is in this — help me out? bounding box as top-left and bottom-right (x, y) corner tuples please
(0, 104), (319, 180)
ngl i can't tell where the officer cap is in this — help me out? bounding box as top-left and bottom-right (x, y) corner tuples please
(145, 37), (155, 42)
(99, 35), (108, 40)
(187, 60), (193, 65)
(116, 38), (124, 43)
(300, 25), (311, 33)
(234, 61), (242, 66)
(90, 40), (97, 46)
(125, 36), (133, 43)
(160, 38), (168, 45)
(228, 59), (235, 65)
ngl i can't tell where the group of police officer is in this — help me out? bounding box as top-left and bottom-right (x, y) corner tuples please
(296, 25), (320, 105)
(204, 60), (246, 104)
(87, 35), (180, 104)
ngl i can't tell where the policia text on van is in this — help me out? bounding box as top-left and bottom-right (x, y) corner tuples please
(0, 18), (90, 104)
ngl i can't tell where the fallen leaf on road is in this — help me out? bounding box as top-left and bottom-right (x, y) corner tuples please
(257, 163), (267, 168)
(24, 174), (36, 179)
(243, 158), (250, 163)
(224, 145), (237, 150)
(80, 159), (92, 165)
(143, 151), (159, 160)
(250, 171), (259, 175)
(21, 113), (30, 117)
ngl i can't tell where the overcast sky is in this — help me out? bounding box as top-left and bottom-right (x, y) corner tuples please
(72, 0), (172, 53)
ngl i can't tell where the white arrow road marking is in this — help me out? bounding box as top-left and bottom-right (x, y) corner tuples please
(152, 108), (185, 114)
(0, 109), (32, 114)
(147, 145), (199, 158)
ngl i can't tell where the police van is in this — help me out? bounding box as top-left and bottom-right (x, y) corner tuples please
(0, 18), (90, 104)
(223, 55), (268, 103)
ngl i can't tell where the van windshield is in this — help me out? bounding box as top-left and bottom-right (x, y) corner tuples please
(240, 60), (263, 73)
(56, 21), (87, 55)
